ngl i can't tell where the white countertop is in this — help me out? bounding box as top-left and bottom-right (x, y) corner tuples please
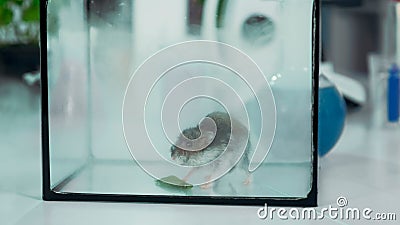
(0, 77), (399, 225)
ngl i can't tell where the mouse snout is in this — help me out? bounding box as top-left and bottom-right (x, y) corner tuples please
(171, 147), (178, 160)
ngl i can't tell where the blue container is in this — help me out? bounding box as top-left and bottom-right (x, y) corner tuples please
(318, 75), (346, 157)
(387, 64), (400, 123)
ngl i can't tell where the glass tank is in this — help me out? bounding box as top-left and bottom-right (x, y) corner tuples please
(42, 0), (318, 206)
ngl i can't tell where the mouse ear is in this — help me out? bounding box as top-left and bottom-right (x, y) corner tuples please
(202, 131), (215, 143)
(199, 117), (216, 130)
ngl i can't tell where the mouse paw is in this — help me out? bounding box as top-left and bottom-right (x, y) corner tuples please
(243, 177), (252, 185)
(200, 182), (213, 189)
(200, 175), (214, 189)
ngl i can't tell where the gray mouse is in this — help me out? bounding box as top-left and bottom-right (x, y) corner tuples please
(170, 111), (251, 188)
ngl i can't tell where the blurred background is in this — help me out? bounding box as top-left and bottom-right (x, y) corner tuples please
(1, 0), (400, 224)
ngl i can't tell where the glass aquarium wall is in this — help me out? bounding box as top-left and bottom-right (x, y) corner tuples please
(47, 0), (90, 189)
(45, 0), (317, 203)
